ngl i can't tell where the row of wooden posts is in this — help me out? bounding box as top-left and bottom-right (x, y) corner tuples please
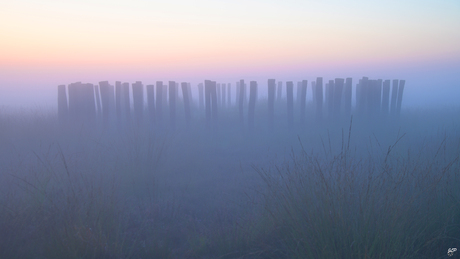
(57, 77), (405, 129)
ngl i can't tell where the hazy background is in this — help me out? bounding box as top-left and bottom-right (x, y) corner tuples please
(1, 0), (459, 109)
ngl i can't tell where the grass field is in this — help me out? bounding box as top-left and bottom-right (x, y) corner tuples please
(0, 105), (459, 258)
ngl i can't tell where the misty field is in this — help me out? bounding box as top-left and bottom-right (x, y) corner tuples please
(1, 105), (459, 259)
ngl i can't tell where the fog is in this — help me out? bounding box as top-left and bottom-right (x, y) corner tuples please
(1, 61), (460, 109)
(1, 0), (460, 256)
(1, 75), (460, 257)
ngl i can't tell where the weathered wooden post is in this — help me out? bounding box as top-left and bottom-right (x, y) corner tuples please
(198, 83), (204, 110)
(327, 80), (335, 119)
(94, 84), (102, 119)
(296, 82), (301, 108)
(217, 83), (221, 107)
(300, 80), (307, 125)
(390, 79), (399, 116)
(132, 81), (144, 125)
(122, 82), (131, 122)
(162, 82), (168, 107)
(268, 79), (276, 129)
(84, 83), (96, 123)
(239, 79), (245, 124)
(248, 81), (257, 130)
(146, 84), (155, 124)
(169, 81), (176, 130)
(181, 82), (191, 127)
(382, 80), (390, 116)
(243, 82), (247, 105)
(58, 85), (68, 124)
(67, 82), (77, 122)
(205, 80), (212, 127)
(99, 81), (111, 127)
(108, 84), (115, 122)
(367, 80), (375, 118)
(315, 77), (323, 121)
(211, 81), (218, 125)
(344, 78), (352, 117)
(115, 81), (122, 122)
(236, 82), (240, 106)
(375, 79), (383, 117)
(359, 77), (369, 116)
(356, 79), (362, 114)
(286, 81), (294, 128)
(156, 81), (163, 125)
(222, 83), (226, 107)
(333, 78), (344, 119)
(396, 80), (405, 116)
(311, 81), (316, 106)
(187, 83), (192, 105)
(175, 82), (180, 102)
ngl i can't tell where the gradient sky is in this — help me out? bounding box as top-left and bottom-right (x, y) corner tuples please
(1, 0), (459, 108)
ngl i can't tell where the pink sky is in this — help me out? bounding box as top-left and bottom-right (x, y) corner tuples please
(0, 0), (459, 108)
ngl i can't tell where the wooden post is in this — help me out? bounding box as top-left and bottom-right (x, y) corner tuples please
(187, 83), (192, 105)
(360, 77), (369, 116)
(181, 82), (191, 127)
(175, 82), (180, 102)
(132, 81), (144, 125)
(286, 81), (294, 128)
(198, 83), (204, 110)
(122, 82), (131, 122)
(344, 78), (352, 117)
(356, 79), (362, 114)
(333, 78), (344, 119)
(315, 77), (323, 121)
(67, 83), (75, 122)
(311, 81), (316, 106)
(116, 81), (122, 121)
(367, 80), (375, 118)
(84, 83), (96, 123)
(268, 79), (276, 129)
(376, 79), (382, 117)
(108, 84), (115, 122)
(296, 82), (301, 108)
(327, 80), (335, 119)
(239, 79), (245, 124)
(205, 80), (212, 127)
(243, 82), (247, 105)
(146, 84), (155, 124)
(217, 83), (221, 107)
(58, 85), (68, 124)
(169, 81), (176, 130)
(156, 81), (163, 125)
(396, 80), (405, 116)
(248, 81), (257, 130)
(99, 81), (111, 126)
(94, 84), (102, 119)
(222, 83), (226, 107)
(211, 81), (218, 125)
(390, 79), (399, 116)
(236, 82), (240, 106)
(162, 82), (168, 107)
(382, 80), (390, 116)
(300, 80), (307, 125)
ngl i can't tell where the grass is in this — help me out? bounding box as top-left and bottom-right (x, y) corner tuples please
(0, 105), (459, 258)
(256, 128), (460, 258)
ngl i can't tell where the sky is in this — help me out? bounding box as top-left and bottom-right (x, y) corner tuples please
(0, 0), (459, 109)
